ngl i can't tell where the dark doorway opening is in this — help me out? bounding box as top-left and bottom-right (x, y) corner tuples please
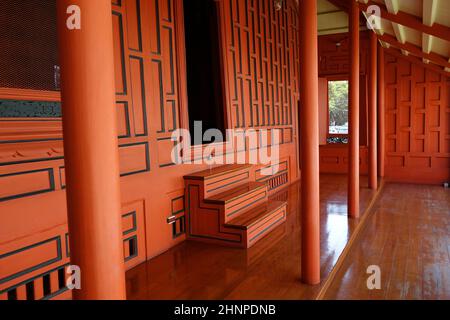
(183, 0), (226, 145)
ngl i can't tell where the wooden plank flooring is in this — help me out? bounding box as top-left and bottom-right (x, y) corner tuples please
(323, 183), (450, 300)
(125, 174), (379, 300)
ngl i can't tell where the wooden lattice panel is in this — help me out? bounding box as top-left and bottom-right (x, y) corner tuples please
(318, 32), (369, 76)
(222, 0), (299, 132)
(384, 53), (450, 183)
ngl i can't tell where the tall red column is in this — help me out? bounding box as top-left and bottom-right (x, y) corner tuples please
(299, 0), (320, 285)
(348, 0), (360, 218)
(368, 32), (378, 190)
(56, 0), (126, 299)
(377, 44), (386, 178)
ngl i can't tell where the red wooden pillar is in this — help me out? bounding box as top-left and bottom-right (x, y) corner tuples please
(377, 44), (386, 178)
(368, 32), (378, 190)
(299, 0), (320, 285)
(348, 0), (360, 218)
(56, 0), (126, 299)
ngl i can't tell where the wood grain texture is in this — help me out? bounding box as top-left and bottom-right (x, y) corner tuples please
(324, 183), (450, 300)
(184, 164), (286, 248)
(126, 174), (379, 299)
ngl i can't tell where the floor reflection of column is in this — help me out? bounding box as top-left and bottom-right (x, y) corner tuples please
(126, 174), (381, 300)
(324, 183), (450, 300)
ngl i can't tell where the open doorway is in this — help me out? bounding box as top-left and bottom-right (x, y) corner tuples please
(183, 0), (226, 145)
(326, 79), (349, 144)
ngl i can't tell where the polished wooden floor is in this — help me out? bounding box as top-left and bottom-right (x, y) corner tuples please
(324, 183), (450, 300)
(126, 174), (379, 299)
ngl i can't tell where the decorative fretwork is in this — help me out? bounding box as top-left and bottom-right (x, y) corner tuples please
(224, 0), (299, 130)
(327, 136), (348, 144)
(0, 100), (61, 118)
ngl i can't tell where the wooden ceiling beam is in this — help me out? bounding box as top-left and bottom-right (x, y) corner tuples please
(326, 0), (368, 31)
(378, 33), (450, 69)
(384, 47), (450, 77)
(385, 0), (409, 56)
(359, 0), (450, 42)
(423, 0), (439, 27)
(326, 0), (349, 12)
(422, 0), (438, 64)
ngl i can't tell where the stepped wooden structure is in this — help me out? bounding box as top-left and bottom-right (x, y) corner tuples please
(184, 164), (287, 248)
(0, 0), (448, 300)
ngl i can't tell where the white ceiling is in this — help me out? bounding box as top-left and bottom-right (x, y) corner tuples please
(317, 0), (450, 74)
(317, 0), (353, 35)
(363, 0), (450, 72)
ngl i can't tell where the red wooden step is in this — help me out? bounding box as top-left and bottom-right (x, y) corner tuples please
(184, 164), (252, 181)
(204, 182), (268, 221)
(184, 165), (287, 249)
(224, 200), (287, 248)
(184, 164), (252, 198)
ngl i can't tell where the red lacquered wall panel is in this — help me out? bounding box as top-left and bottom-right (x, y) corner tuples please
(384, 53), (449, 184)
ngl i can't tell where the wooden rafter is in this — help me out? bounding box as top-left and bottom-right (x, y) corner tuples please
(325, 0), (368, 29)
(384, 0), (408, 56)
(384, 46), (450, 77)
(378, 33), (450, 69)
(358, 0), (450, 42)
(421, 0), (438, 64)
(325, 0), (349, 12)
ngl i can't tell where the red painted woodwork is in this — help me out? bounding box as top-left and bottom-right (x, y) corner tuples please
(368, 32), (377, 190)
(359, 1), (450, 43)
(385, 47), (450, 79)
(126, 174), (383, 300)
(57, 0), (127, 299)
(1, 0), (446, 300)
(316, 32), (447, 186)
(317, 32), (370, 174)
(217, 0), (300, 184)
(348, 0), (360, 218)
(319, 145), (369, 175)
(0, 88), (60, 102)
(378, 44), (386, 178)
(360, 74), (369, 147)
(318, 32), (369, 77)
(383, 52), (450, 184)
(325, 183), (450, 300)
(184, 164), (287, 248)
(299, 0), (321, 285)
(318, 78), (328, 145)
(0, 0), (301, 299)
(378, 34), (450, 70)
(221, 0), (299, 131)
